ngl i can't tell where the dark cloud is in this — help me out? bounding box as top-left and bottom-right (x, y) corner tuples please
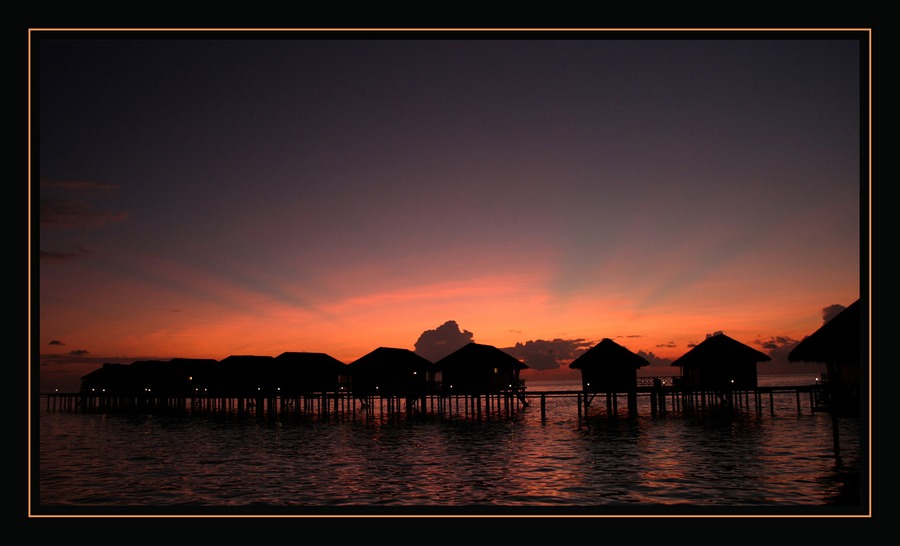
(414, 320), (474, 362)
(635, 350), (673, 368)
(41, 178), (120, 192)
(752, 301), (849, 374)
(38, 352), (169, 392)
(40, 353), (168, 366)
(39, 178), (127, 229)
(503, 338), (593, 371)
(40, 197), (128, 229)
(687, 331), (725, 348)
(755, 334), (825, 375)
(40, 247), (92, 262)
(823, 304), (846, 323)
(754, 335), (799, 352)
(49, 340), (65, 346)
(753, 335), (800, 369)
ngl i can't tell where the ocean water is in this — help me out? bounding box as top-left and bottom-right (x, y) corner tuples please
(32, 375), (867, 516)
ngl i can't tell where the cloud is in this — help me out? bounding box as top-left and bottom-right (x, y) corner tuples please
(754, 335), (798, 352)
(40, 197), (128, 229)
(635, 350), (673, 368)
(414, 320), (475, 362)
(41, 178), (120, 192)
(754, 334), (825, 375)
(823, 304), (846, 323)
(750, 303), (847, 375)
(39, 178), (127, 229)
(753, 335), (800, 367)
(49, 340), (65, 346)
(503, 338), (593, 371)
(687, 331), (725, 348)
(38, 352), (165, 391)
(40, 247), (92, 262)
(39, 178), (127, 262)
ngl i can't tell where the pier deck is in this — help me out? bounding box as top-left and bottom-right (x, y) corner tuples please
(39, 383), (823, 421)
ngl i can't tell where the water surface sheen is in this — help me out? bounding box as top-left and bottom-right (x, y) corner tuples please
(36, 376), (864, 515)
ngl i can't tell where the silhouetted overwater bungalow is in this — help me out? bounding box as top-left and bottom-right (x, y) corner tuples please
(671, 333), (770, 393)
(214, 355), (276, 397)
(569, 338), (649, 393)
(79, 358), (218, 398)
(64, 326), (828, 421)
(78, 359), (203, 412)
(80, 359), (175, 395)
(347, 347), (432, 400)
(568, 338), (649, 416)
(127, 360), (172, 394)
(168, 358), (218, 396)
(80, 362), (141, 395)
(789, 298), (862, 418)
(273, 351), (349, 396)
(433, 342), (527, 396)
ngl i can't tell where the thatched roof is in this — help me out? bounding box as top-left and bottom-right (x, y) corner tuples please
(788, 299), (861, 366)
(219, 354), (274, 363)
(433, 342), (527, 372)
(569, 338), (649, 370)
(348, 347), (433, 375)
(274, 351), (347, 373)
(671, 333), (770, 368)
(168, 357), (218, 367)
(218, 354), (275, 369)
(80, 362), (129, 381)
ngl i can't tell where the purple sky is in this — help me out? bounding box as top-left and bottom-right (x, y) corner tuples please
(34, 30), (866, 390)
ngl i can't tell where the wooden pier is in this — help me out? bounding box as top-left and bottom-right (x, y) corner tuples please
(39, 380), (824, 421)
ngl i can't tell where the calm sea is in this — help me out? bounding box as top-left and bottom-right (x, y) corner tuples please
(31, 375), (867, 517)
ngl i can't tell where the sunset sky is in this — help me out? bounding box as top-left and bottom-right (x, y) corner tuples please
(33, 30), (867, 391)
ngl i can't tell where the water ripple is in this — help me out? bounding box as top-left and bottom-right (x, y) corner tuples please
(36, 384), (863, 513)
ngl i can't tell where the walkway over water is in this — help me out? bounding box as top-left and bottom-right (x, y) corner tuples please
(40, 381), (824, 421)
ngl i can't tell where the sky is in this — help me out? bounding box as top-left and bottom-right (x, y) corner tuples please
(32, 30), (867, 391)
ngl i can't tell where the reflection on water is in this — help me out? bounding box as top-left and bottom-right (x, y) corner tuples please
(35, 376), (865, 515)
